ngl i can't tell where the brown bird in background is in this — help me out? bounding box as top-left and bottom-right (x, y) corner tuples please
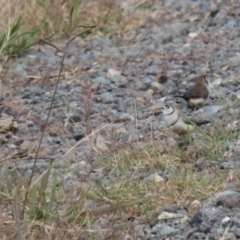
(173, 75), (211, 108)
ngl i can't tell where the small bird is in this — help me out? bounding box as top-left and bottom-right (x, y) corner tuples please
(162, 104), (195, 135)
(173, 75), (211, 108)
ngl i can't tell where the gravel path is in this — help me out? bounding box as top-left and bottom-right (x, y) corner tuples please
(1, 0), (240, 239)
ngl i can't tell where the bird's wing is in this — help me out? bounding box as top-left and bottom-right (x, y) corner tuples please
(182, 89), (200, 99)
(183, 86), (208, 99)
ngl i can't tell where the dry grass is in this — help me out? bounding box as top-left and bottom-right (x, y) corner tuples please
(0, 0), (149, 38)
(0, 76), (238, 238)
(0, 0), (182, 41)
(0, 137), (231, 239)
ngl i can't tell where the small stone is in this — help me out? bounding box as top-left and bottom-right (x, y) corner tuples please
(118, 130), (140, 143)
(93, 135), (109, 153)
(160, 225), (178, 236)
(221, 216), (231, 227)
(151, 82), (164, 92)
(188, 32), (198, 39)
(0, 117), (18, 133)
(113, 113), (135, 123)
(194, 158), (205, 170)
(192, 232), (206, 239)
(216, 228), (224, 235)
(9, 144), (17, 149)
(48, 127), (59, 137)
(205, 105), (223, 115)
(24, 169), (32, 177)
(20, 140), (36, 153)
(0, 134), (7, 144)
(180, 28), (190, 36)
(190, 200), (202, 211)
(150, 173), (164, 183)
(94, 76), (110, 85)
(223, 232), (237, 240)
(172, 37), (182, 44)
(181, 216), (188, 223)
(90, 169), (105, 181)
(107, 68), (121, 77)
(229, 56), (240, 67)
(225, 20), (236, 30)
(100, 92), (114, 103)
(18, 123), (28, 134)
(158, 75), (168, 83)
(211, 190), (240, 208)
(69, 101), (78, 109)
(233, 227), (240, 237)
(40, 112), (47, 121)
(213, 78), (222, 85)
(158, 211), (178, 220)
(110, 75), (128, 87)
(67, 113), (81, 123)
(144, 89), (154, 98)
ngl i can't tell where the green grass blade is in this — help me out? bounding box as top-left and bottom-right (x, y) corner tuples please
(29, 184), (39, 219)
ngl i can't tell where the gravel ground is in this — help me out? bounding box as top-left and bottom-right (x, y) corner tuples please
(1, 0), (240, 239)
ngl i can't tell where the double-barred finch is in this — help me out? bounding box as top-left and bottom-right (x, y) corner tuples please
(162, 104), (195, 135)
(174, 75), (211, 108)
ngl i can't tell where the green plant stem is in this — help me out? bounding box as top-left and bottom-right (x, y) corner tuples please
(21, 43), (68, 218)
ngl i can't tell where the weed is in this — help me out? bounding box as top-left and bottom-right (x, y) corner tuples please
(0, 18), (37, 55)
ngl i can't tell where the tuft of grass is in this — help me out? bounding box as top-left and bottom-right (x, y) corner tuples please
(0, 141), (231, 239)
(0, 17), (37, 55)
(0, 0), (127, 38)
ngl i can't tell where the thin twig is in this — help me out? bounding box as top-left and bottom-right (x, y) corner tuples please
(38, 38), (63, 53)
(13, 193), (23, 240)
(21, 43), (68, 218)
(67, 26), (96, 45)
(21, 25), (96, 218)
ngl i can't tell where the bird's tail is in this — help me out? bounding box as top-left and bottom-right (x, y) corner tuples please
(172, 95), (184, 98)
(185, 119), (211, 126)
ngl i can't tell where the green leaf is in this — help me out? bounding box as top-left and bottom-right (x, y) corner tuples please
(49, 177), (57, 211)
(29, 184), (39, 219)
(70, 0), (80, 31)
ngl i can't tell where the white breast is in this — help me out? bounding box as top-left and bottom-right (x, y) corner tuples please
(163, 112), (194, 134)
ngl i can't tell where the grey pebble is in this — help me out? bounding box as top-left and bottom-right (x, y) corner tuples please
(100, 92), (114, 103)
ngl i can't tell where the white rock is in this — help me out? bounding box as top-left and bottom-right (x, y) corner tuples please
(188, 32), (198, 39)
(212, 78), (222, 85)
(181, 216), (188, 223)
(151, 173), (164, 183)
(107, 69), (121, 77)
(221, 216), (231, 226)
(229, 56), (240, 66)
(158, 211), (178, 220)
(144, 89), (154, 98)
(190, 200), (201, 210)
(151, 82), (164, 92)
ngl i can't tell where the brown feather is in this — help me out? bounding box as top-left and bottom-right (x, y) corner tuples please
(173, 75), (209, 107)
(181, 75), (208, 100)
